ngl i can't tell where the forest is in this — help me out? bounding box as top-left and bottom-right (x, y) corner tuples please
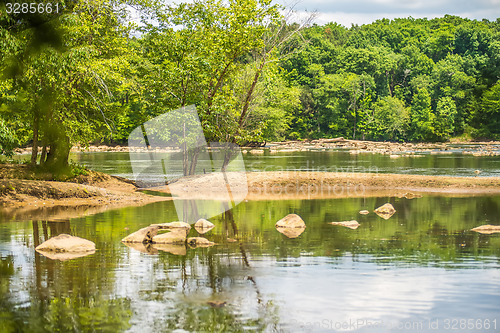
(1, 0), (500, 169)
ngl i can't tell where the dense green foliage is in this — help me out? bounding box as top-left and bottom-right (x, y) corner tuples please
(1, 1), (499, 171)
(282, 16), (500, 141)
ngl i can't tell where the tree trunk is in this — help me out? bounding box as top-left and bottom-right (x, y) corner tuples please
(221, 149), (237, 172)
(43, 127), (71, 173)
(238, 56), (266, 127)
(31, 111), (39, 165)
(40, 142), (48, 165)
(188, 147), (201, 176)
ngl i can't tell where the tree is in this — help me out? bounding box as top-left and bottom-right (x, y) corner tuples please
(433, 96), (457, 140)
(410, 88), (435, 141)
(371, 96), (409, 141)
(0, 117), (17, 157)
(472, 81), (500, 139)
(0, 0), (143, 172)
(141, 0), (309, 147)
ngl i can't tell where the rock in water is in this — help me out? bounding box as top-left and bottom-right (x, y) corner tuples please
(359, 210), (370, 215)
(329, 220), (360, 230)
(35, 234), (95, 257)
(187, 237), (215, 247)
(399, 192), (422, 199)
(207, 300), (226, 308)
(151, 221), (191, 231)
(194, 219), (215, 234)
(471, 225), (500, 234)
(152, 230), (188, 244)
(374, 203), (396, 220)
(275, 214), (306, 228)
(121, 226), (159, 244)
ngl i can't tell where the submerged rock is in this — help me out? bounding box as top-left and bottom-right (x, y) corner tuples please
(329, 220), (360, 230)
(207, 300), (226, 308)
(275, 214), (306, 229)
(194, 219), (215, 234)
(374, 203), (396, 220)
(187, 237), (215, 247)
(399, 192), (422, 199)
(121, 226), (159, 244)
(471, 224), (500, 234)
(35, 234), (96, 253)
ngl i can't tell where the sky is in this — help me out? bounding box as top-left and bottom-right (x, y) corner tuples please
(276, 0), (500, 27)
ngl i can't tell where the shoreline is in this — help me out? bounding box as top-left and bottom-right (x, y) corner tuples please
(151, 171), (500, 201)
(9, 138), (500, 156)
(1, 163), (500, 217)
(0, 164), (170, 217)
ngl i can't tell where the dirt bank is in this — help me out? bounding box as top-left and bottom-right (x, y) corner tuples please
(0, 164), (169, 211)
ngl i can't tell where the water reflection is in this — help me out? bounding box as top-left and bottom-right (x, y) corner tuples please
(0, 195), (499, 332)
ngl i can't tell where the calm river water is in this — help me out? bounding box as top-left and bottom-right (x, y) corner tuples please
(0, 151), (499, 332)
(71, 150), (500, 178)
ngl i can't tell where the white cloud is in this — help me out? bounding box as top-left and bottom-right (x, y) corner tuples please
(277, 0), (500, 25)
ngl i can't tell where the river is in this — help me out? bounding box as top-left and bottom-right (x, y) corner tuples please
(0, 151), (499, 332)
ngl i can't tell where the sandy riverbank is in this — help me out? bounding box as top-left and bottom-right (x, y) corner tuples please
(151, 171), (500, 200)
(1, 164), (500, 213)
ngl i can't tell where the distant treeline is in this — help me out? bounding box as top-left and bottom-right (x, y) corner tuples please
(281, 15), (500, 141)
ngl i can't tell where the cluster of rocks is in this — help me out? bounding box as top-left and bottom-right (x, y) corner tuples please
(121, 219), (216, 255)
(241, 139), (500, 157)
(327, 203), (397, 231)
(273, 203), (397, 238)
(33, 200), (500, 260)
(34, 219), (217, 260)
